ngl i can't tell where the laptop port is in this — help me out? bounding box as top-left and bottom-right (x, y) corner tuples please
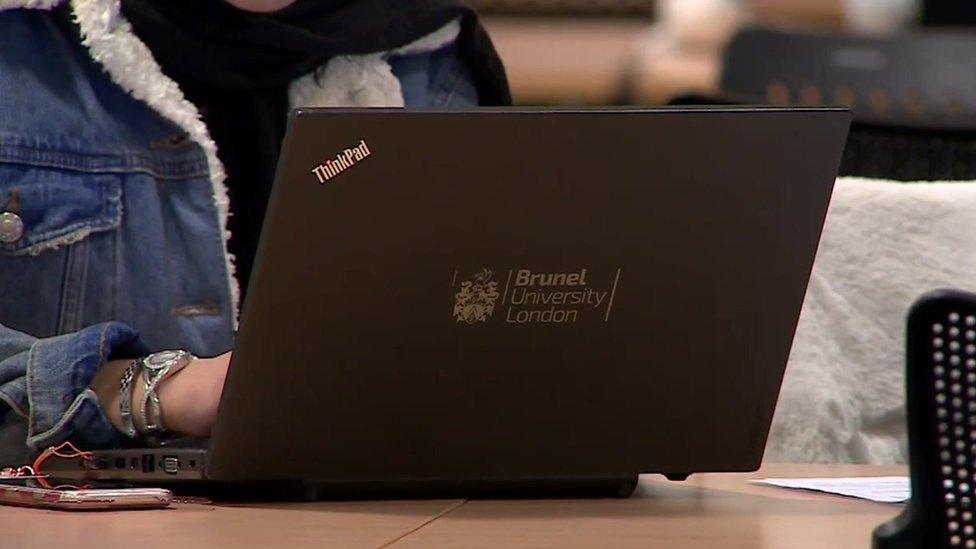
(141, 454), (155, 473)
(162, 456), (179, 475)
(115, 457), (126, 469)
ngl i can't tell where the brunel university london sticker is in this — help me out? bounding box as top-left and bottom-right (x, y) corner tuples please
(453, 267), (622, 325)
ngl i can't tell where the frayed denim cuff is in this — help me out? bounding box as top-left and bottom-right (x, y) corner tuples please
(24, 322), (148, 453)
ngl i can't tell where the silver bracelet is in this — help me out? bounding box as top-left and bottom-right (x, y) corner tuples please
(118, 360), (139, 439)
(141, 370), (163, 435)
(136, 350), (195, 441)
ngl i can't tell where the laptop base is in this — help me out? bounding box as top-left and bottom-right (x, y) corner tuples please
(42, 446), (640, 498)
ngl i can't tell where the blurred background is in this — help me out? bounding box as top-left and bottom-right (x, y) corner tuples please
(472, 0), (976, 467)
(477, 0), (976, 180)
(482, 0), (930, 105)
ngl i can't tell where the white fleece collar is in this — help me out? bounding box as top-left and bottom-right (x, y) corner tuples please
(3, 0), (460, 323)
(288, 18), (460, 108)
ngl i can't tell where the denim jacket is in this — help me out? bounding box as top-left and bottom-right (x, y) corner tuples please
(0, 1), (478, 465)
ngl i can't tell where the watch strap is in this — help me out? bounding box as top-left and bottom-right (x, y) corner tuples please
(135, 351), (195, 441)
(118, 360), (139, 439)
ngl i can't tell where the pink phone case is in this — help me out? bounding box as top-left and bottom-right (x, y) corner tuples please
(0, 484), (172, 510)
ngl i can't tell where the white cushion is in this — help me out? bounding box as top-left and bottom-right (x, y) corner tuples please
(766, 177), (976, 464)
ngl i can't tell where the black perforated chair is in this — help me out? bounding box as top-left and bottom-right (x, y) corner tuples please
(874, 289), (976, 549)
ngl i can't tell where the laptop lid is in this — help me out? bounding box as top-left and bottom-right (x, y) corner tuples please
(207, 107), (850, 482)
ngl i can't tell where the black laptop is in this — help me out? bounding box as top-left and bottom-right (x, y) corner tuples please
(46, 107), (851, 495)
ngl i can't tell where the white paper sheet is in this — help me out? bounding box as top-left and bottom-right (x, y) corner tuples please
(755, 476), (910, 503)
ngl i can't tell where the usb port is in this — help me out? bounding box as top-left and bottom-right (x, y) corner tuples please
(141, 454), (155, 473)
(162, 456), (179, 475)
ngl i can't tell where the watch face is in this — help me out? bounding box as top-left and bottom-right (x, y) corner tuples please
(146, 350), (182, 370)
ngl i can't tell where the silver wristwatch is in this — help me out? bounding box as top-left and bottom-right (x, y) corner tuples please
(137, 350), (195, 439)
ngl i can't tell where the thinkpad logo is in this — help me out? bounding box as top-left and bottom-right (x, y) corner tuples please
(453, 269), (501, 324)
(310, 139), (371, 184)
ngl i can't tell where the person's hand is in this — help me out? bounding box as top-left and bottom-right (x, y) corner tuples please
(155, 352), (232, 437)
(92, 352), (232, 438)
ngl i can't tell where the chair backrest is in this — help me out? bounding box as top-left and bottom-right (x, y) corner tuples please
(874, 289), (976, 549)
(720, 27), (976, 128)
(923, 1), (976, 26)
(838, 124), (976, 180)
(718, 27), (976, 180)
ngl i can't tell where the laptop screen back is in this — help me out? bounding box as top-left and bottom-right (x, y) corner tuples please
(207, 108), (850, 482)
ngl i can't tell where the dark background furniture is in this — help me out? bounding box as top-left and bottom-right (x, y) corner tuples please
(716, 28), (976, 180)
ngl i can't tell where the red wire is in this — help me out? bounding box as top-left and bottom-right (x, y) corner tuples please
(31, 441), (93, 490)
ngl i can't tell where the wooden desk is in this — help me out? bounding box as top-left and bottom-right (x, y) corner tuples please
(0, 464), (904, 548)
(483, 17), (649, 105)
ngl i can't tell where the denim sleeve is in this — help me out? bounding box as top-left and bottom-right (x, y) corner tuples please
(0, 322), (148, 466)
(389, 43), (480, 108)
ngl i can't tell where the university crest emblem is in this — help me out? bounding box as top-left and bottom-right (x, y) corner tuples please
(453, 268), (501, 323)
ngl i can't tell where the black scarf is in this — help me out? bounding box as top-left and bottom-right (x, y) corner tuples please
(119, 0), (510, 296)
